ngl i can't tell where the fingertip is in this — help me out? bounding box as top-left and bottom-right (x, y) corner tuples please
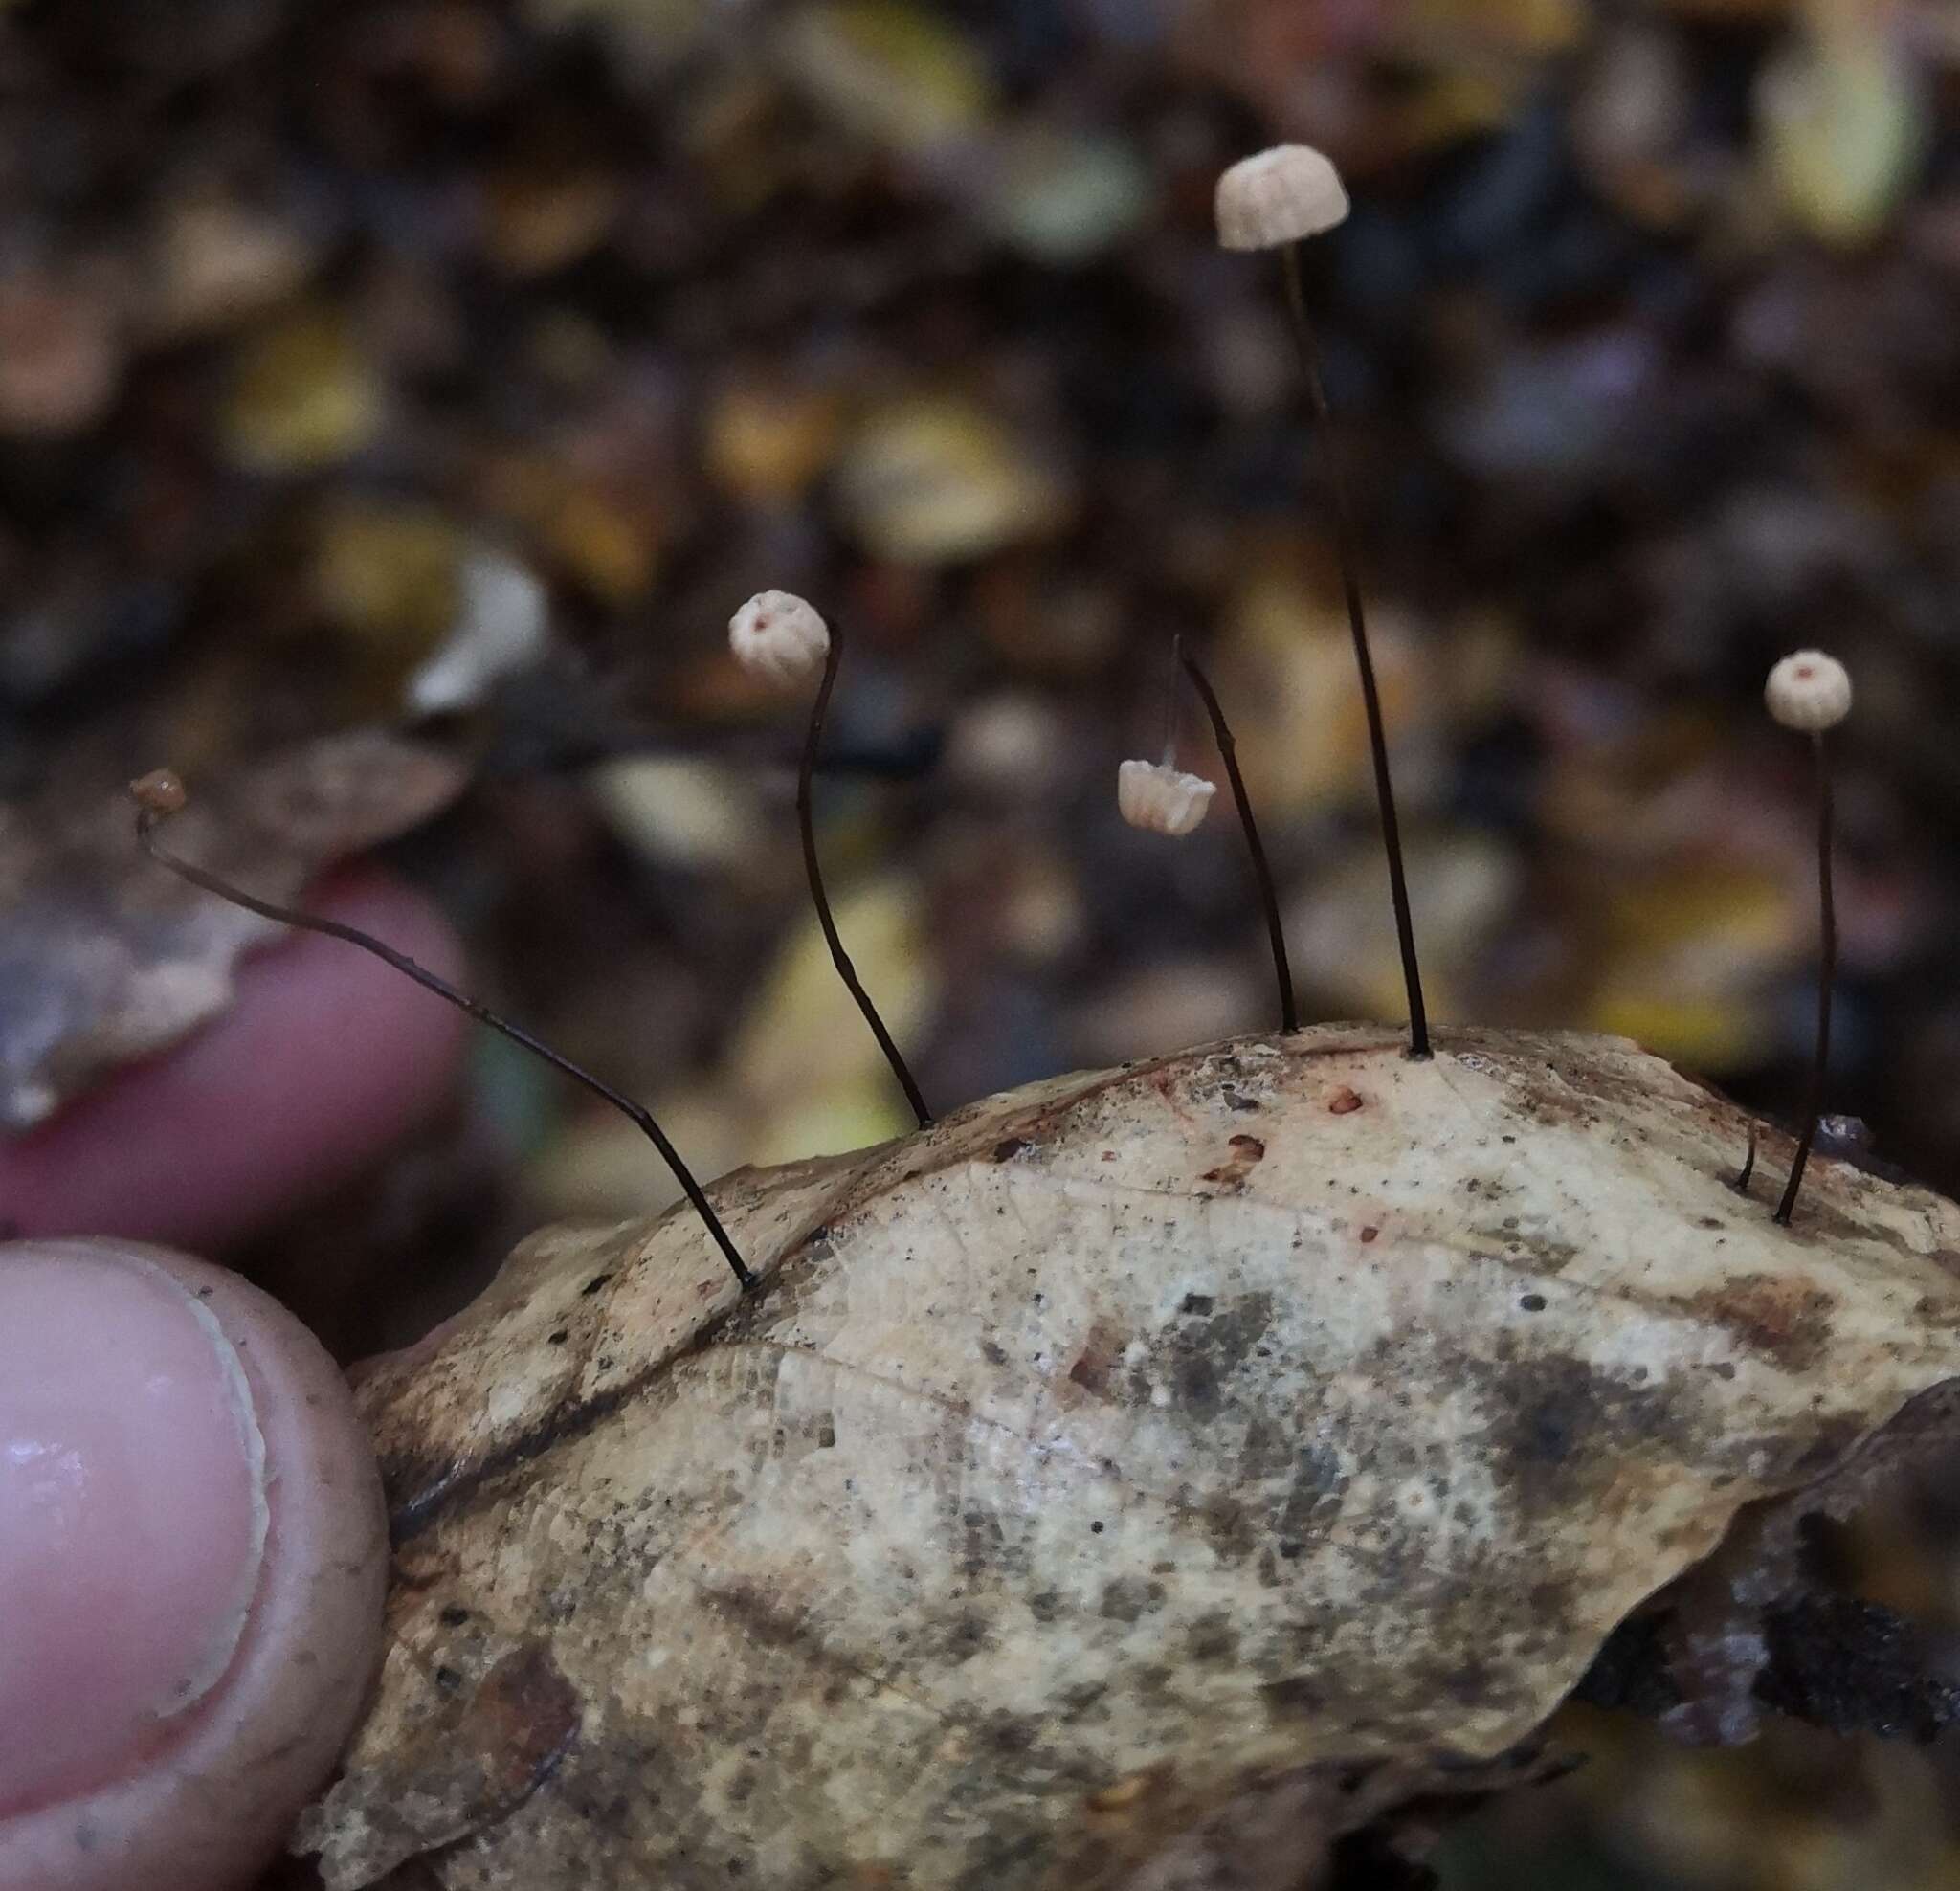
(0, 1238), (387, 1891)
(0, 869), (472, 1250)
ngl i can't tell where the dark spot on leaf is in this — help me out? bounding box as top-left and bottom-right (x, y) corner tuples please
(1187, 1613), (1239, 1663)
(1670, 1273), (1838, 1372)
(1261, 1676), (1321, 1719)
(1066, 1321), (1124, 1399)
(1200, 1134), (1266, 1188)
(1099, 1579), (1153, 1623)
(988, 1715), (1036, 1753)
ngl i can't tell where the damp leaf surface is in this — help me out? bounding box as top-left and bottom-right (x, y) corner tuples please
(300, 1024), (1960, 1889)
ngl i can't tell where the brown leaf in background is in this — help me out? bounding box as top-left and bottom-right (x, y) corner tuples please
(301, 1024), (1960, 1890)
(0, 729), (466, 1130)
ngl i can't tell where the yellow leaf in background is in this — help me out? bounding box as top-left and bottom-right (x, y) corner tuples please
(1586, 989), (1771, 1073)
(223, 306), (386, 472)
(836, 395), (1072, 564)
(777, 0), (992, 156)
(589, 756), (767, 872)
(751, 1072), (909, 1167)
(310, 501), (462, 654)
(706, 380), (845, 504)
(1409, 0), (1588, 56)
(1222, 563), (1435, 817)
(1586, 862), (1800, 1069)
(546, 482), (657, 603)
(730, 872), (937, 1121)
(1392, 70), (1519, 152)
(485, 166), (622, 277)
(1759, 26), (1927, 247)
(1604, 861), (1798, 968)
(529, 1088), (756, 1225)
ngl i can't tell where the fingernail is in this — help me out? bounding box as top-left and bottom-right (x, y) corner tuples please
(0, 1247), (268, 1816)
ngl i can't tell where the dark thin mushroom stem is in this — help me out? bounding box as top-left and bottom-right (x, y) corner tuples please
(1776, 731), (1837, 1225)
(1734, 1120), (1758, 1196)
(133, 795), (755, 1292)
(797, 628), (933, 1128)
(1176, 642), (1298, 1035)
(1279, 241), (1429, 1059)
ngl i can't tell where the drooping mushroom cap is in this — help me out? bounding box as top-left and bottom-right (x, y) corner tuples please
(1117, 758), (1215, 836)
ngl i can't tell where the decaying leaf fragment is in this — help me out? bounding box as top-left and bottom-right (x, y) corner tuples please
(301, 1024), (1960, 1890)
(0, 729), (465, 1129)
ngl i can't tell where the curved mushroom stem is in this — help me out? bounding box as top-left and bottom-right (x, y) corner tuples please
(1734, 1120), (1759, 1196)
(796, 627), (933, 1128)
(1176, 641), (1298, 1034)
(132, 786), (755, 1291)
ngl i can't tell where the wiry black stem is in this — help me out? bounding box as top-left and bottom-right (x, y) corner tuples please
(135, 804), (755, 1291)
(1735, 1120), (1758, 1195)
(797, 628), (933, 1128)
(1776, 732), (1836, 1225)
(1177, 641), (1298, 1034)
(1279, 240), (1429, 1058)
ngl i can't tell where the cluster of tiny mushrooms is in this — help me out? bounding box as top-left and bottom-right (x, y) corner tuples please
(129, 143), (1857, 1294)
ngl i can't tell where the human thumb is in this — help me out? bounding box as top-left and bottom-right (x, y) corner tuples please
(0, 1239), (386, 1891)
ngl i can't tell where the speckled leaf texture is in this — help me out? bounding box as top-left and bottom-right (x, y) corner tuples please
(301, 1025), (1960, 1890)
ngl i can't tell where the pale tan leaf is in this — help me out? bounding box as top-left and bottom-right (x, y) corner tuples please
(300, 1024), (1960, 1890)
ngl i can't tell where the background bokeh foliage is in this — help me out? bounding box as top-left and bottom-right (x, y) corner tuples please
(4, 1), (1960, 1882)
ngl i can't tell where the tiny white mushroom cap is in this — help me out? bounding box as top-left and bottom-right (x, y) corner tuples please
(728, 590), (830, 689)
(1765, 650), (1852, 733)
(1215, 144), (1350, 251)
(1118, 759), (1215, 837)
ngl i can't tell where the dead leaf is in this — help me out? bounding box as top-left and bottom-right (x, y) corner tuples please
(0, 729), (467, 1130)
(300, 1024), (1960, 1889)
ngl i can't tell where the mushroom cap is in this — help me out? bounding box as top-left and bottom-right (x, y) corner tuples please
(1215, 144), (1350, 251)
(1765, 651), (1852, 733)
(728, 590), (830, 690)
(1117, 758), (1216, 836)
